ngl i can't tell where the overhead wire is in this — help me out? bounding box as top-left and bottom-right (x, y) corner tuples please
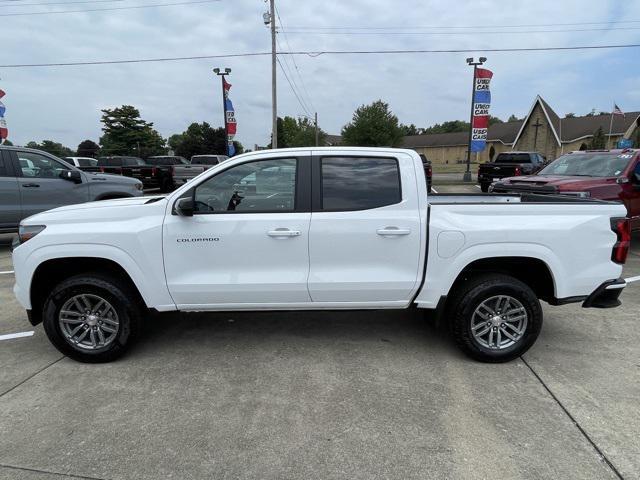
(0, 0), (219, 16)
(2, 44), (640, 68)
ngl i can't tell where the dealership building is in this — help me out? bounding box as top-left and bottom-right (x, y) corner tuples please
(402, 96), (640, 164)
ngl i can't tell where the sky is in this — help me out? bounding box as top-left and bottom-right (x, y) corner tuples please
(1, 0), (640, 150)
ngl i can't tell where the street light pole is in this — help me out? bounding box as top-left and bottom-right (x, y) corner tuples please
(213, 67), (232, 155)
(464, 57), (486, 182)
(314, 112), (318, 146)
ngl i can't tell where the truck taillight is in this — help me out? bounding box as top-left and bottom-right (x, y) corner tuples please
(514, 167), (522, 176)
(152, 167), (157, 176)
(427, 165), (432, 176)
(611, 217), (631, 264)
(169, 166), (175, 175)
(99, 167), (104, 173)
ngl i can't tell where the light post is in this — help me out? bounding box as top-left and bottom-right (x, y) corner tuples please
(464, 56), (487, 182)
(213, 67), (232, 155)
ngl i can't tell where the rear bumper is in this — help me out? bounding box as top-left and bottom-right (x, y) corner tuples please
(582, 278), (626, 308)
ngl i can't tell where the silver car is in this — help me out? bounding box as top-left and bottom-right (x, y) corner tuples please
(0, 146), (143, 233)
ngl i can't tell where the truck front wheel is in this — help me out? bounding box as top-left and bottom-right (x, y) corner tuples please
(42, 274), (142, 363)
(449, 274), (542, 363)
(480, 182), (490, 193)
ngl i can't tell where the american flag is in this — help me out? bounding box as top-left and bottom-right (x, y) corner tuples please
(612, 103), (625, 117)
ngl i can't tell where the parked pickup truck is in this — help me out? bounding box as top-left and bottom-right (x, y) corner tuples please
(478, 151), (547, 192)
(492, 150), (640, 231)
(146, 156), (207, 190)
(80, 156), (173, 192)
(191, 154), (229, 168)
(12, 147), (630, 364)
(0, 146), (143, 233)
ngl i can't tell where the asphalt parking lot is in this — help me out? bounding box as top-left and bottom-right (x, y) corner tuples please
(1, 187), (639, 480)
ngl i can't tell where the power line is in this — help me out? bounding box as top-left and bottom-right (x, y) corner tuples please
(2, 43), (640, 68)
(277, 57), (311, 117)
(5, 0), (124, 6)
(275, 38), (312, 116)
(0, 0), (219, 16)
(288, 19), (640, 30)
(274, 4), (316, 113)
(283, 26), (640, 35)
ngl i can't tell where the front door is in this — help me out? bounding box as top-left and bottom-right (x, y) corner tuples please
(12, 150), (88, 218)
(163, 153), (312, 308)
(307, 153), (423, 305)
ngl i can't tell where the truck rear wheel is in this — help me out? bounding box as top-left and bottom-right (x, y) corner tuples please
(480, 183), (490, 192)
(448, 274), (542, 363)
(42, 274), (142, 363)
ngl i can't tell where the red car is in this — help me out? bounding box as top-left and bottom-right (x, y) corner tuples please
(491, 149), (640, 231)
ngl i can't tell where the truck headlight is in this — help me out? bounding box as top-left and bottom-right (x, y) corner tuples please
(18, 225), (46, 244)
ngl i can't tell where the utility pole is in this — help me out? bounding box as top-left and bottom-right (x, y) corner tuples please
(314, 112), (319, 146)
(267, 0), (278, 148)
(464, 56), (486, 182)
(213, 67), (232, 155)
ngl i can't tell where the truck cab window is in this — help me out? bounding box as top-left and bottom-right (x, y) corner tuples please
(193, 158), (297, 213)
(321, 157), (401, 211)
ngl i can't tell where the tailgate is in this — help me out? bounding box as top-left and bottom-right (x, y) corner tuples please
(479, 163), (520, 179)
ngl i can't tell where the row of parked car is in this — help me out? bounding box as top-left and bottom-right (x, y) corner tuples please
(478, 149), (640, 232)
(65, 154), (229, 192)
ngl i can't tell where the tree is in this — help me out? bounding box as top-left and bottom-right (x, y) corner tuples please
(564, 113), (576, 118)
(586, 108), (596, 117)
(26, 140), (74, 157)
(341, 100), (404, 147)
(269, 116), (327, 148)
(507, 114), (520, 122)
(589, 127), (606, 149)
(420, 120), (470, 135)
(1, 139), (12, 146)
(400, 123), (419, 136)
(77, 139), (100, 158)
(489, 115), (503, 125)
(99, 105), (166, 158)
(168, 122), (243, 159)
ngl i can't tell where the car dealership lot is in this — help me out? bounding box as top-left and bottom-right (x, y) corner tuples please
(0, 228), (639, 479)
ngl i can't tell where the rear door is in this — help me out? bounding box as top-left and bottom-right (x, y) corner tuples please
(0, 150), (20, 231)
(307, 152), (422, 305)
(12, 150), (89, 218)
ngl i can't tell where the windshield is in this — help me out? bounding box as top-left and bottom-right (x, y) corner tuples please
(538, 153), (634, 177)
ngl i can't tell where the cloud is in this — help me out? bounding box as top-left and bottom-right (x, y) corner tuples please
(1, 0), (640, 150)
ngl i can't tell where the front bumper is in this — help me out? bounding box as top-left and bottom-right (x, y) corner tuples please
(582, 279), (626, 308)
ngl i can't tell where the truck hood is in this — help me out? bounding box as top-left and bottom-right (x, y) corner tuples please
(499, 175), (606, 190)
(22, 196), (167, 225)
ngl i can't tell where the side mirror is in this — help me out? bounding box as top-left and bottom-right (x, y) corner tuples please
(174, 197), (194, 217)
(60, 170), (82, 184)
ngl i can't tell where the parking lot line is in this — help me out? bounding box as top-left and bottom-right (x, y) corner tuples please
(625, 275), (640, 283)
(0, 270), (14, 275)
(0, 331), (34, 341)
(431, 187), (438, 194)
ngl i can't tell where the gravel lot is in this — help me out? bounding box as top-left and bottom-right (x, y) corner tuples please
(1, 187), (638, 480)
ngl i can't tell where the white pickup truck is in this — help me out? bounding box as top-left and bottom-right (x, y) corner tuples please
(12, 147), (631, 363)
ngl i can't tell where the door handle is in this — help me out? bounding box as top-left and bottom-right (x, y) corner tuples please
(377, 227), (411, 236)
(267, 228), (301, 237)
(22, 183), (40, 188)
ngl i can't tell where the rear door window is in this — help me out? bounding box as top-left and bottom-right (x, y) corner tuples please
(320, 157), (401, 211)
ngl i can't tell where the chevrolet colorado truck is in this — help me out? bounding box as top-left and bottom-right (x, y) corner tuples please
(492, 149), (640, 231)
(11, 147), (630, 363)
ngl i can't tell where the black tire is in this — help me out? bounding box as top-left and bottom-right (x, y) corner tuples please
(448, 273), (542, 363)
(42, 273), (142, 363)
(480, 183), (490, 193)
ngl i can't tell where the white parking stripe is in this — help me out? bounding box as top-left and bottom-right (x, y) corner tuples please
(0, 270), (14, 275)
(474, 185), (481, 189)
(0, 331), (34, 341)
(625, 275), (640, 283)
(431, 187), (438, 194)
